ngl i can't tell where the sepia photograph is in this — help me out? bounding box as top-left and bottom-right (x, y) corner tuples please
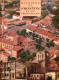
(0, 0), (59, 80)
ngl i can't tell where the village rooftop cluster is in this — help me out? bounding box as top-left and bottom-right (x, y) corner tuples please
(0, 0), (59, 80)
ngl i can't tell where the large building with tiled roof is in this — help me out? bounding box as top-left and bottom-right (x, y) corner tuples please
(0, 31), (24, 62)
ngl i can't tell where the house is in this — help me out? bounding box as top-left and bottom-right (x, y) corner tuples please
(0, 31), (24, 59)
(4, 32), (20, 44)
(32, 14), (55, 26)
(0, 52), (9, 63)
(0, 36), (23, 58)
(2, 61), (26, 80)
(22, 38), (35, 48)
(26, 25), (37, 33)
(48, 49), (59, 58)
(35, 28), (56, 40)
(54, 38), (59, 45)
(13, 20), (26, 26)
(27, 50), (59, 80)
(11, 46), (24, 58)
(22, 18), (32, 25)
(13, 14), (22, 20)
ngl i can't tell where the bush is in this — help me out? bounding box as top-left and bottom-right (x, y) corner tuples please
(32, 52), (36, 57)
(19, 52), (27, 58)
(29, 32), (32, 35)
(46, 40), (54, 48)
(26, 50), (30, 55)
(11, 57), (16, 60)
(16, 31), (20, 35)
(32, 33), (35, 37)
(32, 36), (35, 40)
(46, 38), (49, 42)
(35, 34), (38, 38)
(36, 39), (38, 43)
(20, 29), (26, 36)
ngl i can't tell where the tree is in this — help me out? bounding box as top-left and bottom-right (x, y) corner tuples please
(46, 38), (49, 42)
(20, 29), (26, 36)
(35, 34), (38, 38)
(0, 4), (2, 17)
(7, 11), (16, 18)
(38, 38), (42, 44)
(29, 32), (32, 35)
(32, 36), (35, 40)
(42, 10), (48, 18)
(19, 52), (27, 58)
(52, 15), (59, 29)
(32, 33), (35, 37)
(50, 40), (54, 47)
(26, 50), (30, 55)
(11, 57), (16, 60)
(32, 52), (36, 57)
(16, 31), (20, 35)
(46, 43), (50, 48)
(36, 39), (38, 43)
(52, 3), (59, 29)
(36, 44), (40, 49)
(46, 40), (54, 48)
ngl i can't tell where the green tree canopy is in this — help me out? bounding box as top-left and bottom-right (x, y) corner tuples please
(52, 3), (59, 29)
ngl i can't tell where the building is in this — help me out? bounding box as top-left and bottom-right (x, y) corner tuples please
(26, 25), (37, 33)
(13, 14), (22, 20)
(0, 52), (9, 63)
(22, 38), (35, 48)
(54, 38), (59, 45)
(0, 31), (24, 62)
(2, 61), (26, 80)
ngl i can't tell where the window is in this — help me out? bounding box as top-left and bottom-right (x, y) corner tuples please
(37, 75), (38, 77)
(38, 55), (39, 60)
(12, 73), (14, 78)
(42, 54), (43, 59)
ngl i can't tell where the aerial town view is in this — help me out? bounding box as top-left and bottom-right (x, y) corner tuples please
(0, 0), (59, 80)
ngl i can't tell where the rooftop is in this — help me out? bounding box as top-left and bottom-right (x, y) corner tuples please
(23, 37), (35, 42)
(27, 25), (37, 31)
(4, 31), (17, 37)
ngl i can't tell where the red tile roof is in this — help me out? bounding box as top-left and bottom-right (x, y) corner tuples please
(12, 46), (23, 51)
(19, 35), (25, 41)
(48, 49), (59, 57)
(54, 38), (59, 41)
(50, 61), (59, 71)
(0, 37), (14, 45)
(27, 25), (37, 31)
(33, 14), (55, 26)
(35, 28), (56, 38)
(23, 38), (35, 43)
(4, 31), (17, 37)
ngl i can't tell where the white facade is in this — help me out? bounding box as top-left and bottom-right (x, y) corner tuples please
(26, 29), (33, 33)
(13, 15), (22, 20)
